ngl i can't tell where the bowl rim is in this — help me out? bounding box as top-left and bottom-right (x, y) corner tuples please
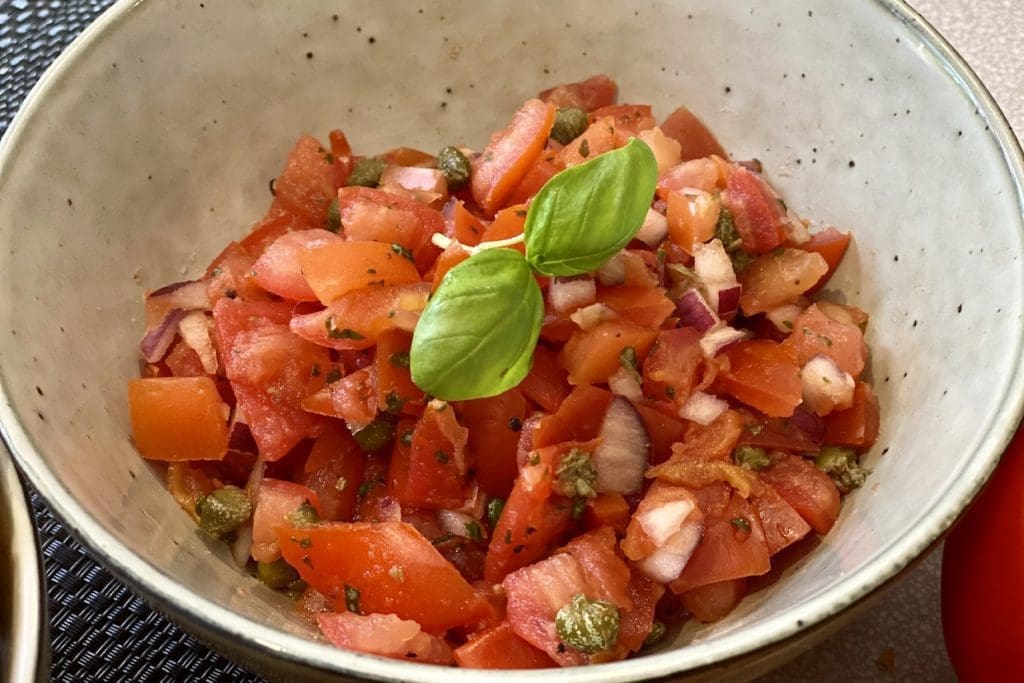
(0, 449), (48, 682)
(2, 0), (1023, 680)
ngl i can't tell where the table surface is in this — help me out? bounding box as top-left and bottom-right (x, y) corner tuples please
(3, 1), (1021, 681)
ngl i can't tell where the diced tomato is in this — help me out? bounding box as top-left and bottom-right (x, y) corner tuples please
(290, 282), (430, 351)
(380, 147), (436, 167)
(517, 345), (570, 413)
(430, 244), (472, 293)
(454, 621), (555, 669)
(502, 553), (591, 666)
(736, 408), (822, 454)
(301, 366), (377, 428)
(213, 299), (328, 461)
(665, 190), (720, 255)
(538, 74), (618, 112)
(633, 402), (688, 465)
(442, 198), (486, 246)
(205, 242), (268, 304)
(642, 327), (704, 408)
(300, 423), (364, 522)
(667, 410), (745, 464)
(680, 578), (747, 623)
(327, 129), (354, 185)
(660, 106), (728, 161)
(279, 521), (492, 632)
(507, 154), (559, 205)
(614, 573), (665, 656)
(753, 483), (812, 555)
(657, 158), (723, 200)
(336, 186), (445, 271)
(472, 99), (556, 215)
(318, 612), (453, 665)
(270, 135), (338, 229)
(759, 452), (841, 534)
(595, 285), (675, 329)
(533, 385), (614, 448)
(374, 329), (425, 417)
(555, 116), (619, 169)
(252, 478), (322, 563)
(669, 491), (771, 594)
(782, 303), (867, 379)
(461, 389), (528, 498)
(798, 227), (851, 293)
(738, 248), (829, 315)
(559, 527), (633, 610)
(711, 340), (802, 418)
(165, 461), (216, 521)
(299, 240), (422, 305)
(251, 229), (344, 301)
(241, 208), (311, 259)
(479, 203), (528, 246)
(390, 401), (470, 509)
(560, 320), (659, 386)
(164, 340), (207, 378)
(823, 381), (880, 451)
(721, 166), (786, 254)
(589, 104), (656, 139)
(583, 493), (631, 534)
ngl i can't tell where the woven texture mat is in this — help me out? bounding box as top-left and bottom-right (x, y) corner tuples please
(2, 2), (260, 680)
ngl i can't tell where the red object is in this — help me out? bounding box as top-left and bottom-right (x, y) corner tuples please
(462, 389), (528, 498)
(942, 424), (1024, 681)
(759, 453), (840, 534)
(722, 165), (786, 254)
(538, 74), (618, 112)
(660, 106), (729, 161)
(453, 621), (556, 669)
(711, 340), (803, 418)
(799, 227), (851, 293)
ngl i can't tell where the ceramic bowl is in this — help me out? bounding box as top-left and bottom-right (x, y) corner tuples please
(2, 0), (1023, 680)
(0, 451), (47, 682)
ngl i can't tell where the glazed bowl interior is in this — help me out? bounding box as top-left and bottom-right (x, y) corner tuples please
(2, 0), (1023, 680)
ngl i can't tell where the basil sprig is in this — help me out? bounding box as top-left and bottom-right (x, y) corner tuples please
(525, 139), (658, 276)
(411, 139), (657, 400)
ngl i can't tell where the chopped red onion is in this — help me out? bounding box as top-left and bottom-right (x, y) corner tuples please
(438, 509), (487, 540)
(676, 288), (719, 333)
(569, 303), (617, 331)
(140, 308), (186, 362)
(147, 279), (211, 312)
(596, 253), (627, 286)
(593, 398), (650, 495)
(375, 496), (403, 523)
(736, 159), (763, 173)
(549, 277), (596, 313)
(635, 208), (669, 247)
(229, 411), (259, 456)
(766, 304), (804, 333)
(800, 355), (855, 416)
(790, 406), (826, 445)
(714, 284), (742, 316)
(178, 310), (219, 374)
(699, 324), (750, 358)
(678, 391), (729, 425)
(608, 367), (644, 402)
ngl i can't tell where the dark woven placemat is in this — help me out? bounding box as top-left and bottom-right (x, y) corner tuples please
(2, 2), (261, 680)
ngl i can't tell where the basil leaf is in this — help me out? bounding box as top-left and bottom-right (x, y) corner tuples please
(410, 248), (542, 400)
(524, 138), (658, 276)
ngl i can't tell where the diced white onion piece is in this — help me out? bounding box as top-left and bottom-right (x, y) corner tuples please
(635, 207), (670, 247)
(678, 391), (729, 425)
(638, 498), (697, 546)
(700, 324), (750, 358)
(569, 303), (618, 331)
(766, 304), (804, 333)
(437, 509), (487, 540)
(596, 253), (627, 286)
(146, 279), (212, 313)
(634, 492), (703, 583)
(800, 355), (855, 416)
(608, 367), (644, 402)
(549, 277), (596, 313)
(783, 210), (812, 244)
(178, 310), (219, 374)
(230, 523), (254, 568)
(637, 534), (701, 584)
(693, 239), (739, 311)
(676, 288), (720, 333)
(638, 127), (683, 173)
(593, 398), (650, 495)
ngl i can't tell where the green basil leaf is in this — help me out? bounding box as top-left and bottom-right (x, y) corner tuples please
(410, 248), (542, 401)
(524, 138), (658, 276)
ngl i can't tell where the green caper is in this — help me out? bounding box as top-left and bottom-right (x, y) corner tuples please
(815, 445), (871, 494)
(257, 559), (300, 590)
(715, 207), (741, 252)
(352, 415), (396, 452)
(436, 146), (471, 191)
(550, 107), (589, 145)
(642, 620), (666, 649)
(195, 485), (252, 538)
(284, 580), (308, 601)
(347, 157), (386, 187)
(733, 445), (771, 471)
(325, 198), (341, 233)
(555, 594), (620, 654)
(286, 501), (321, 527)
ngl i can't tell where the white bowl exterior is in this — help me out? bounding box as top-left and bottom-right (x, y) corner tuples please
(1, 0), (1023, 680)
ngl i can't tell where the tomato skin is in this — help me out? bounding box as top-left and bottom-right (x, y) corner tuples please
(782, 303), (867, 379)
(538, 74), (618, 112)
(532, 385), (613, 448)
(461, 389), (528, 498)
(643, 327), (704, 409)
(128, 377), (228, 461)
(251, 478), (322, 563)
(738, 249), (829, 315)
(241, 208), (310, 259)
(823, 381), (880, 451)
(336, 186), (445, 271)
(300, 423), (364, 522)
(454, 621), (555, 669)
(251, 229), (344, 301)
(390, 401), (470, 509)
(270, 135), (338, 229)
(555, 116), (619, 169)
(942, 426), (1024, 682)
(300, 241), (422, 305)
(798, 227), (851, 294)
(660, 106), (728, 161)
(560, 320), (659, 386)
(589, 104), (656, 139)
(517, 345), (570, 413)
(374, 329), (425, 417)
(722, 165), (786, 254)
(759, 452), (840, 534)
(711, 340), (802, 418)
(278, 521), (493, 633)
(595, 285), (676, 329)
(318, 612), (453, 665)
(680, 578), (747, 623)
(206, 242), (269, 304)
(633, 402), (688, 465)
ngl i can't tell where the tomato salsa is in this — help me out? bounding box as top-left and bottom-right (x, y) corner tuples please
(128, 74), (880, 668)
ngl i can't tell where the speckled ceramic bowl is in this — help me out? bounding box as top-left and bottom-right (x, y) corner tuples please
(0, 450), (47, 682)
(1, 0), (1023, 680)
